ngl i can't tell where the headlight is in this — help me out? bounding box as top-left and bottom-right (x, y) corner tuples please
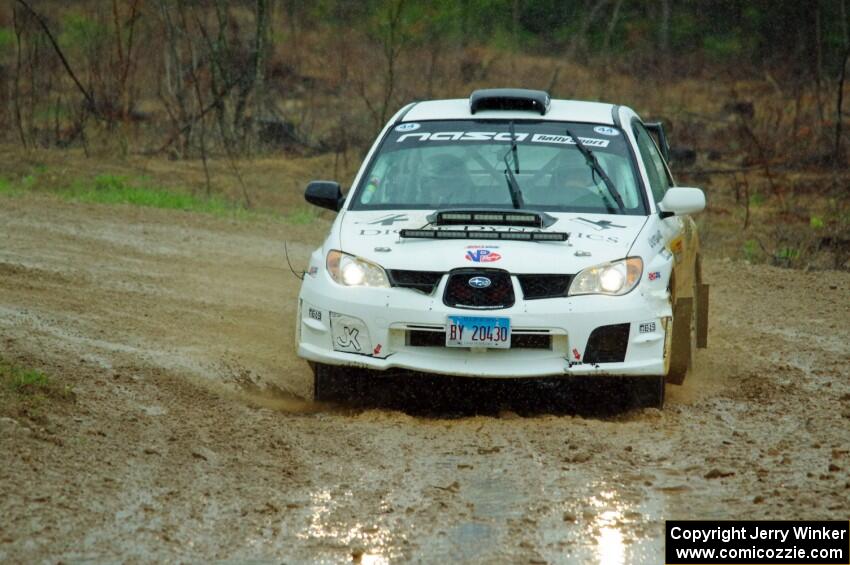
(326, 250), (389, 288)
(569, 257), (643, 296)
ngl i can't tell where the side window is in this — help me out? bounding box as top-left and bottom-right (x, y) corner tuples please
(633, 122), (671, 203)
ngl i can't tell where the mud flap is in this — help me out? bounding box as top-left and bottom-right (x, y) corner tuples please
(697, 283), (709, 348)
(666, 297), (692, 385)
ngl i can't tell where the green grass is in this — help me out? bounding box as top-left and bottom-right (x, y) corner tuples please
(66, 174), (238, 214)
(11, 367), (49, 391)
(0, 27), (14, 53)
(286, 207), (318, 224)
(742, 239), (761, 262)
(748, 193), (766, 208)
(774, 246), (800, 265)
(0, 178), (19, 196)
(0, 357), (75, 422)
(0, 171), (310, 223)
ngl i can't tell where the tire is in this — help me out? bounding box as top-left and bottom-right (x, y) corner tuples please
(311, 363), (355, 402)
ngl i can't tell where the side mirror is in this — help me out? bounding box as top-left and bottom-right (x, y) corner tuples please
(305, 180), (344, 212)
(658, 187), (705, 217)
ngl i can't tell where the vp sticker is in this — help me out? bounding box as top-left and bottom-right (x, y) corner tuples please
(466, 248), (501, 262)
(594, 126), (619, 136)
(395, 122), (420, 132)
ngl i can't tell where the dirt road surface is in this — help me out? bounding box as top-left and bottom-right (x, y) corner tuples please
(1, 196), (848, 563)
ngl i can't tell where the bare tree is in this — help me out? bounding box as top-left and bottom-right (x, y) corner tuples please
(176, 1), (212, 195)
(14, 0), (97, 115)
(12, 5), (27, 148)
(602, 0), (624, 52)
(251, 0), (273, 133)
(356, 0), (409, 128)
(567, 0), (607, 58)
(659, 0), (670, 73)
(111, 0), (142, 120)
(834, 46), (850, 164)
(378, 0), (407, 126)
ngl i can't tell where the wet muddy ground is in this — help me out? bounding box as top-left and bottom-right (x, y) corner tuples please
(1, 197), (848, 563)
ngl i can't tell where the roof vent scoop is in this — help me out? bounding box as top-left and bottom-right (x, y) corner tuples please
(469, 88), (551, 115)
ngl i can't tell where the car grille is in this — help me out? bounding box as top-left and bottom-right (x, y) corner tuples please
(408, 330), (551, 349)
(443, 269), (515, 309)
(387, 270), (444, 294)
(517, 274), (573, 300)
(387, 270), (573, 301)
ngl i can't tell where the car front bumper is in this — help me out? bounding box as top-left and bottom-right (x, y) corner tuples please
(297, 270), (672, 378)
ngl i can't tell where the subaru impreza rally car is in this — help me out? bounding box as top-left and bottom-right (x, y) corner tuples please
(297, 89), (708, 407)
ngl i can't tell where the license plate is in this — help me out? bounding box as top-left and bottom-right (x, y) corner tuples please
(446, 316), (511, 348)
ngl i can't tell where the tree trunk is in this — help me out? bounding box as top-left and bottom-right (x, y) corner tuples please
(253, 0), (271, 125)
(378, 0), (406, 126)
(834, 46), (850, 164)
(12, 5), (27, 148)
(659, 0), (670, 73)
(814, 1), (826, 128)
(603, 0), (624, 52)
(568, 0), (607, 58)
(14, 0), (97, 115)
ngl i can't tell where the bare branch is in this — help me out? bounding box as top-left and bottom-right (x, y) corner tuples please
(14, 0), (97, 114)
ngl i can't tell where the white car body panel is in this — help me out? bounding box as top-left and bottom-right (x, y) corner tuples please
(339, 211), (646, 272)
(297, 93), (701, 380)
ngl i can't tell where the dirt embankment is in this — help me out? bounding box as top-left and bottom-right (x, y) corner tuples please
(1, 196), (848, 563)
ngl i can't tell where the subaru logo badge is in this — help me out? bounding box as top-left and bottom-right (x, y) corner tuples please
(468, 276), (491, 289)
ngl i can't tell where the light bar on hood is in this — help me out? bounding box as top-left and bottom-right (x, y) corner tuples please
(399, 229), (568, 241)
(428, 210), (556, 228)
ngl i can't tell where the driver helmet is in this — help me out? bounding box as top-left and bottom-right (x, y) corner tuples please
(551, 151), (595, 191)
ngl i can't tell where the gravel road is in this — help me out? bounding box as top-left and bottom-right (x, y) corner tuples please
(1, 196), (848, 563)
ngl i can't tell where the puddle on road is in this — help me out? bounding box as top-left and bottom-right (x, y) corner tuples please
(221, 370), (693, 563)
(537, 482), (665, 564)
(291, 488), (406, 564)
(284, 467), (668, 563)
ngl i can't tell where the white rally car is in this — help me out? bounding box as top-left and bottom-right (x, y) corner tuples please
(297, 89), (708, 407)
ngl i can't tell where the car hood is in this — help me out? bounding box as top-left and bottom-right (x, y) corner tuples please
(338, 211), (648, 274)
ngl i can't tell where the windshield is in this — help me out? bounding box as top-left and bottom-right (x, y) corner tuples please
(349, 120), (646, 214)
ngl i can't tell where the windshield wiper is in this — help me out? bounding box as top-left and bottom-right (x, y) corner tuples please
(509, 120), (520, 174)
(502, 121), (524, 209)
(564, 128), (625, 213)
